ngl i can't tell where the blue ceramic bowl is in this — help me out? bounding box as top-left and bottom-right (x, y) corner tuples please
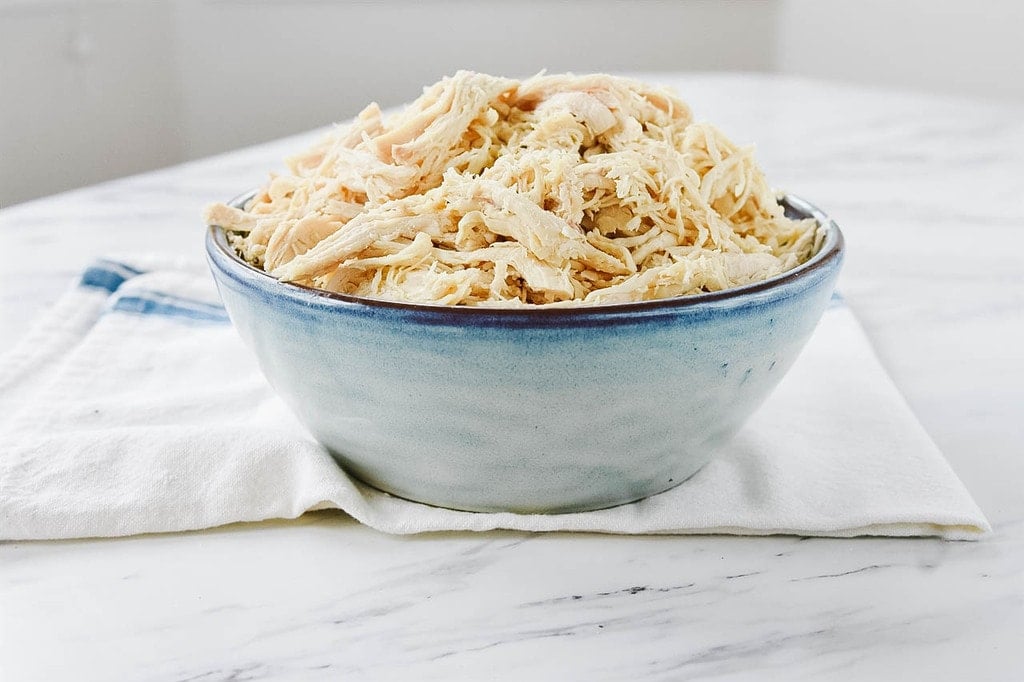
(206, 194), (843, 513)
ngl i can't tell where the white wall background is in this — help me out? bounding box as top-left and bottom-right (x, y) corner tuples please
(776, 0), (1024, 103)
(172, 0), (778, 160)
(1, 0), (1021, 207)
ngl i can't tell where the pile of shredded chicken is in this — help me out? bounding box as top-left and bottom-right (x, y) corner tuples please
(204, 72), (821, 306)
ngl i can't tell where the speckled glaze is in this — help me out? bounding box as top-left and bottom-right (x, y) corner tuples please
(205, 195), (843, 513)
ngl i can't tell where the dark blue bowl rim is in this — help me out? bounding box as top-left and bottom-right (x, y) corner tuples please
(207, 192), (844, 319)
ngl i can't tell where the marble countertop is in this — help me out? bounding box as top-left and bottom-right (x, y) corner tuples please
(1, 74), (1022, 681)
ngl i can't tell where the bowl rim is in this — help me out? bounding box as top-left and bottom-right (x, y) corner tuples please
(207, 191), (844, 319)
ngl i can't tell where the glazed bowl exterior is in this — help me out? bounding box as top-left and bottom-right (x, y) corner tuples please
(205, 195), (844, 513)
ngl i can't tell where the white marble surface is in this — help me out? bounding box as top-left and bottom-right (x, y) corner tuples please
(1, 74), (1022, 680)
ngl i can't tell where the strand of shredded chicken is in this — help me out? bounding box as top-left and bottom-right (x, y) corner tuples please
(204, 71), (822, 306)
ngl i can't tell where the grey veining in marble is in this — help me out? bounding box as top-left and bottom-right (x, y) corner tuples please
(1, 75), (1022, 681)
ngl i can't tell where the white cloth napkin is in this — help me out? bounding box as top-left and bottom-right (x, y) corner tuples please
(0, 257), (989, 541)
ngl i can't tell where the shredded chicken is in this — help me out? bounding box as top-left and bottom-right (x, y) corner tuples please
(204, 71), (821, 306)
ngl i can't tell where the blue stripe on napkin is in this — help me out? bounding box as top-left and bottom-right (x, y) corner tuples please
(110, 291), (229, 324)
(80, 260), (146, 293)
